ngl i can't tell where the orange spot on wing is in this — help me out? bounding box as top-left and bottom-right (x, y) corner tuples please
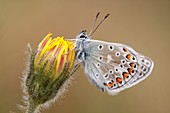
(123, 47), (128, 52)
(108, 82), (113, 87)
(116, 77), (122, 84)
(103, 83), (107, 86)
(127, 68), (133, 75)
(104, 81), (115, 88)
(126, 54), (132, 60)
(129, 63), (135, 67)
(122, 72), (129, 79)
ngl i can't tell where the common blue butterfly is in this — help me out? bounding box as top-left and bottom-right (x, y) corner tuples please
(68, 12), (154, 95)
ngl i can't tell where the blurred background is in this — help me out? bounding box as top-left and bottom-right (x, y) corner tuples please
(0, 0), (170, 113)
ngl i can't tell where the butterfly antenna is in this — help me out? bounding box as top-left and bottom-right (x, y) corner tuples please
(89, 13), (110, 36)
(88, 12), (100, 36)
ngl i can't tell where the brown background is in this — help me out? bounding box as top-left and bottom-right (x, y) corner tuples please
(0, 0), (170, 113)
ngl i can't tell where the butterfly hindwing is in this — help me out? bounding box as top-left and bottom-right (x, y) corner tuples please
(82, 39), (154, 95)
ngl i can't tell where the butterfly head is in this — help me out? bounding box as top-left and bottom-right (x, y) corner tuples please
(76, 30), (90, 40)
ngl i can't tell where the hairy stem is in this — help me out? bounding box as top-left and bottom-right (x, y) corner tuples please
(26, 101), (37, 113)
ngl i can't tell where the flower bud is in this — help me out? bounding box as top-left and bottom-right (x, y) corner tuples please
(20, 33), (79, 113)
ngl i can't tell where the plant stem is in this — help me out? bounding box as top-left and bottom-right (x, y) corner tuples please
(26, 101), (37, 113)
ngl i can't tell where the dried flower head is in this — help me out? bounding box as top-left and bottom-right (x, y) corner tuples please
(20, 33), (79, 113)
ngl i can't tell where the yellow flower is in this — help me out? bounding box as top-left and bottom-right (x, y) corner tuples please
(34, 33), (75, 76)
(21, 33), (79, 113)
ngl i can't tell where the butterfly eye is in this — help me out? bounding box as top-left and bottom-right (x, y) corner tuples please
(115, 52), (120, 57)
(108, 45), (114, 51)
(119, 64), (124, 68)
(138, 73), (144, 78)
(95, 73), (99, 77)
(132, 56), (137, 62)
(113, 83), (117, 87)
(115, 68), (119, 72)
(104, 73), (109, 79)
(96, 63), (100, 67)
(109, 70), (114, 74)
(98, 56), (103, 61)
(79, 35), (86, 38)
(121, 59), (126, 64)
(132, 57), (135, 60)
(133, 64), (138, 70)
(98, 45), (104, 50)
(143, 67), (148, 73)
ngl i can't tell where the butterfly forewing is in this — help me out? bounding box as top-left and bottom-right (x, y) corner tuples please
(82, 40), (154, 95)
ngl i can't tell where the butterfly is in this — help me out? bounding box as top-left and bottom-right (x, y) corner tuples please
(68, 12), (154, 95)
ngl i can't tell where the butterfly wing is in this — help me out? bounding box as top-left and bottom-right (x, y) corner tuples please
(82, 39), (154, 95)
